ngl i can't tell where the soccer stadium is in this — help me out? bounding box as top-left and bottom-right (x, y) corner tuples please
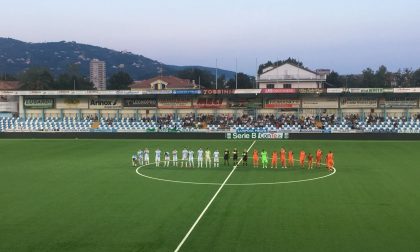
(1, 1), (420, 250)
(1, 75), (420, 251)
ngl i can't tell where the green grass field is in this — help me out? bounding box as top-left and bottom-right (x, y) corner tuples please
(1, 139), (420, 252)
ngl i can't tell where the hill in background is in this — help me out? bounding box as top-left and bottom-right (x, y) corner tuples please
(0, 37), (235, 80)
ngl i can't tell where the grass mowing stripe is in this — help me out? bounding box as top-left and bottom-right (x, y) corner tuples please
(174, 140), (256, 252)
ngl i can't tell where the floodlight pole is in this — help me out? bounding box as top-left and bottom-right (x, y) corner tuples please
(215, 58), (218, 89)
(235, 57), (238, 89)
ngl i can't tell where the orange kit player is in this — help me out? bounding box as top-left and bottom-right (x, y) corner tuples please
(307, 153), (313, 169)
(316, 148), (323, 168)
(271, 151), (278, 169)
(252, 149), (259, 168)
(288, 150), (294, 167)
(280, 147), (287, 168)
(299, 150), (306, 168)
(326, 151), (334, 171)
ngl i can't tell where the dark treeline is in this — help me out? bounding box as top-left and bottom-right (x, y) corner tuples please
(3, 65), (255, 90)
(3, 60), (420, 89)
(327, 66), (420, 88)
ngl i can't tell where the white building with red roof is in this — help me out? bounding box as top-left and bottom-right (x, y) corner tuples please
(129, 76), (197, 90)
(257, 63), (330, 89)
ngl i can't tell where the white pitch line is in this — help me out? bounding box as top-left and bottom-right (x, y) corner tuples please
(173, 140), (257, 252)
(136, 161), (336, 186)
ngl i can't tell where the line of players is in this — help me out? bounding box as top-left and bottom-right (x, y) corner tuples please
(132, 147), (335, 171)
(255, 148), (335, 171)
(132, 148), (222, 168)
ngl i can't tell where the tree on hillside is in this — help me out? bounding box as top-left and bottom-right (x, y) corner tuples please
(176, 68), (214, 88)
(19, 68), (54, 90)
(362, 68), (376, 87)
(375, 65), (389, 87)
(54, 73), (93, 90)
(217, 74), (227, 89)
(108, 71), (133, 90)
(326, 71), (343, 87)
(226, 73), (254, 89)
(1, 73), (17, 81)
(413, 68), (420, 87)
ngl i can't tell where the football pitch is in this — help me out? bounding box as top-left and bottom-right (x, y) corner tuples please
(1, 139), (420, 252)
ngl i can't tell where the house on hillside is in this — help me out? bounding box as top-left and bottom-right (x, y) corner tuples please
(257, 63), (330, 89)
(0, 81), (22, 91)
(129, 76), (197, 90)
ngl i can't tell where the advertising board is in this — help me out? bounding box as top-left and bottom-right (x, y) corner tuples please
(194, 98), (227, 108)
(158, 98), (192, 109)
(56, 98), (89, 109)
(264, 99), (300, 109)
(226, 132), (289, 140)
(24, 98), (54, 109)
(378, 98), (418, 108)
(123, 98), (157, 108)
(302, 97), (338, 108)
(340, 97), (378, 108)
(89, 98), (122, 109)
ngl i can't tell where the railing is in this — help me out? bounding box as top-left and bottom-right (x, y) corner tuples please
(257, 76), (326, 81)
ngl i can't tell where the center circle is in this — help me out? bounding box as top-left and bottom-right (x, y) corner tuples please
(135, 162), (336, 186)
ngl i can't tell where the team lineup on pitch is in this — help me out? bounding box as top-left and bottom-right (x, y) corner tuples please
(133, 140), (337, 251)
(133, 140), (337, 186)
(131, 141), (335, 171)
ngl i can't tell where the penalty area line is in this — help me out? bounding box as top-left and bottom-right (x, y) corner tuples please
(173, 140), (257, 252)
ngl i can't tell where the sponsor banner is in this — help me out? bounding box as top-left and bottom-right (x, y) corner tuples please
(0, 101), (18, 112)
(124, 98), (157, 108)
(194, 97), (227, 108)
(261, 88), (297, 94)
(158, 98), (192, 109)
(265, 99), (300, 109)
(0, 91), (19, 95)
(141, 90), (173, 95)
(56, 98), (89, 109)
(302, 97), (338, 108)
(229, 98), (262, 108)
(24, 98), (54, 109)
(327, 88), (345, 93)
(340, 97), (378, 108)
(226, 132), (289, 140)
(202, 89), (235, 95)
(349, 88), (384, 93)
(59, 129), (91, 132)
(172, 90), (201, 95)
(378, 98), (418, 108)
(298, 88), (326, 94)
(236, 128), (268, 133)
(394, 87), (420, 93)
(89, 98), (122, 109)
(233, 89), (262, 94)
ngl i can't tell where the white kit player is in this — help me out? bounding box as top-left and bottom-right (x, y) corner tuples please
(181, 148), (188, 167)
(144, 148), (150, 165)
(172, 149), (178, 167)
(214, 149), (220, 167)
(197, 148), (204, 168)
(188, 149), (195, 168)
(164, 151), (170, 167)
(155, 148), (161, 167)
(132, 154), (138, 167)
(137, 149), (144, 166)
(205, 148), (211, 168)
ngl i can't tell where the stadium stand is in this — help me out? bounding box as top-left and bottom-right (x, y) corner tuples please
(2, 114), (419, 133)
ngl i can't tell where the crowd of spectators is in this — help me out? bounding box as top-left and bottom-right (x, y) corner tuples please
(95, 112), (420, 131)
